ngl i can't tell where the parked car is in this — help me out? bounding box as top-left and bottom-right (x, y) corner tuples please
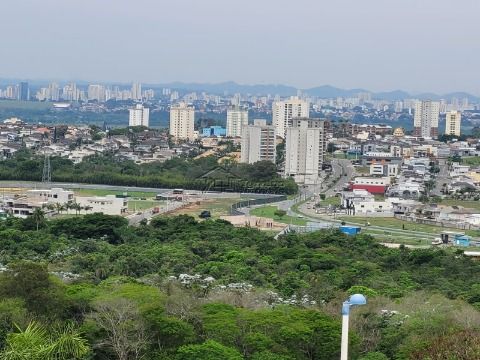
(199, 210), (211, 219)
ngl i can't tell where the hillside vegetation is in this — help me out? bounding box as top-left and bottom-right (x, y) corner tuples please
(0, 214), (478, 358)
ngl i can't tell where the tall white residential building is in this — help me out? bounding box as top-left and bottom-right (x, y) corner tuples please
(129, 104), (150, 127)
(272, 96), (309, 138)
(169, 103), (195, 141)
(48, 82), (60, 101)
(414, 100), (440, 138)
(87, 84), (106, 102)
(445, 110), (461, 136)
(226, 107), (248, 137)
(62, 83), (78, 101)
(241, 119), (276, 164)
(285, 118), (326, 185)
(131, 83), (142, 101)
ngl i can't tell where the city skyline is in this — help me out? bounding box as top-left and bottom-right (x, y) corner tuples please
(1, 0), (479, 94)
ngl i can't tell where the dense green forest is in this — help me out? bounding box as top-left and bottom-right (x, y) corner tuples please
(0, 150), (297, 194)
(0, 213), (479, 359)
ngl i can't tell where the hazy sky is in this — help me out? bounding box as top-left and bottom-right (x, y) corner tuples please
(1, 0), (479, 94)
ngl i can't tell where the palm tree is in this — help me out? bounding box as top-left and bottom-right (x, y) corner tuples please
(1, 321), (90, 360)
(71, 202), (83, 216)
(54, 203), (66, 215)
(31, 208), (45, 232)
(83, 205), (93, 214)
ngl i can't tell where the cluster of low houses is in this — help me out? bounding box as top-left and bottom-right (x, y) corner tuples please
(329, 128), (480, 230)
(0, 117), (201, 164)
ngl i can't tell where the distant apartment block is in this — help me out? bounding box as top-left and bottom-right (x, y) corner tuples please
(241, 119), (276, 164)
(169, 103), (195, 141)
(18, 82), (29, 101)
(87, 84), (106, 102)
(129, 104), (150, 127)
(131, 83), (142, 101)
(349, 124), (393, 137)
(284, 118), (326, 184)
(445, 110), (461, 136)
(226, 107), (248, 137)
(414, 100), (439, 138)
(272, 96), (309, 138)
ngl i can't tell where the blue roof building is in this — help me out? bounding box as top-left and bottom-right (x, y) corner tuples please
(202, 126), (226, 137)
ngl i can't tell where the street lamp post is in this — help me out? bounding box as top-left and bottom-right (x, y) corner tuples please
(340, 294), (367, 360)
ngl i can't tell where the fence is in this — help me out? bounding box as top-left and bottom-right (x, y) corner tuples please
(230, 194), (287, 215)
(394, 214), (480, 231)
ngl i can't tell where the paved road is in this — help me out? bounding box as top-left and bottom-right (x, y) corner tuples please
(432, 158), (449, 196)
(326, 158), (355, 196)
(0, 180), (263, 199)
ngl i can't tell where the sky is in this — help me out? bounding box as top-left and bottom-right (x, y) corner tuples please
(0, 0), (479, 94)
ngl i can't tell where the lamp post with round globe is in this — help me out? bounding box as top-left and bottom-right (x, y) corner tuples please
(340, 294), (367, 360)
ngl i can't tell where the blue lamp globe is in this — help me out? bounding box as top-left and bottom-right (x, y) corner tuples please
(349, 294), (367, 306)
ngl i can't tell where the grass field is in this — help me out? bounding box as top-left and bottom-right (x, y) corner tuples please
(128, 200), (163, 211)
(355, 166), (370, 174)
(463, 157), (480, 166)
(251, 205), (307, 226)
(338, 216), (478, 236)
(72, 189), (157, 198)
(318, 196), (341, 206)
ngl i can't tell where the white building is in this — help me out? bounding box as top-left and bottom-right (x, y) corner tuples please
(169, 103), (195, 141)
(26, 188), (74, 204)
(75, 195), (128, 215)
(272, 96), (309, 138)
(450, 163), (470, 177)
(131, 83), (142, 101)
(240, 119), (276, 164)
(87, 84), (106, 102)
(285, 118), (326, 184)
(370, 163), (399, 177)
(129, 104), (150, 127)
(445, 111), (461, 136)
(5, 188), (75, 218)
(226, 107), (248, 137)
(414, 100), (439, 138)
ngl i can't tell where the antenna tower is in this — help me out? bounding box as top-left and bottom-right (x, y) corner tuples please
(42, 153), (51, 183)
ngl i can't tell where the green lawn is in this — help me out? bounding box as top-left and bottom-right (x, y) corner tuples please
(355, 166), (370, 174)
(318, 196), (341, 206)
(72, 189), (157, 198)
(251, 205), (307, 226)
(462, 157), (480, 166)
(338, 216), (476, 236)
(128, 200), (163, 211)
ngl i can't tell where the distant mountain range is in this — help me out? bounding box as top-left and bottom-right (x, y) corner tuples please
(154, 82), (480, 102)
(1, 78), (478, 102)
